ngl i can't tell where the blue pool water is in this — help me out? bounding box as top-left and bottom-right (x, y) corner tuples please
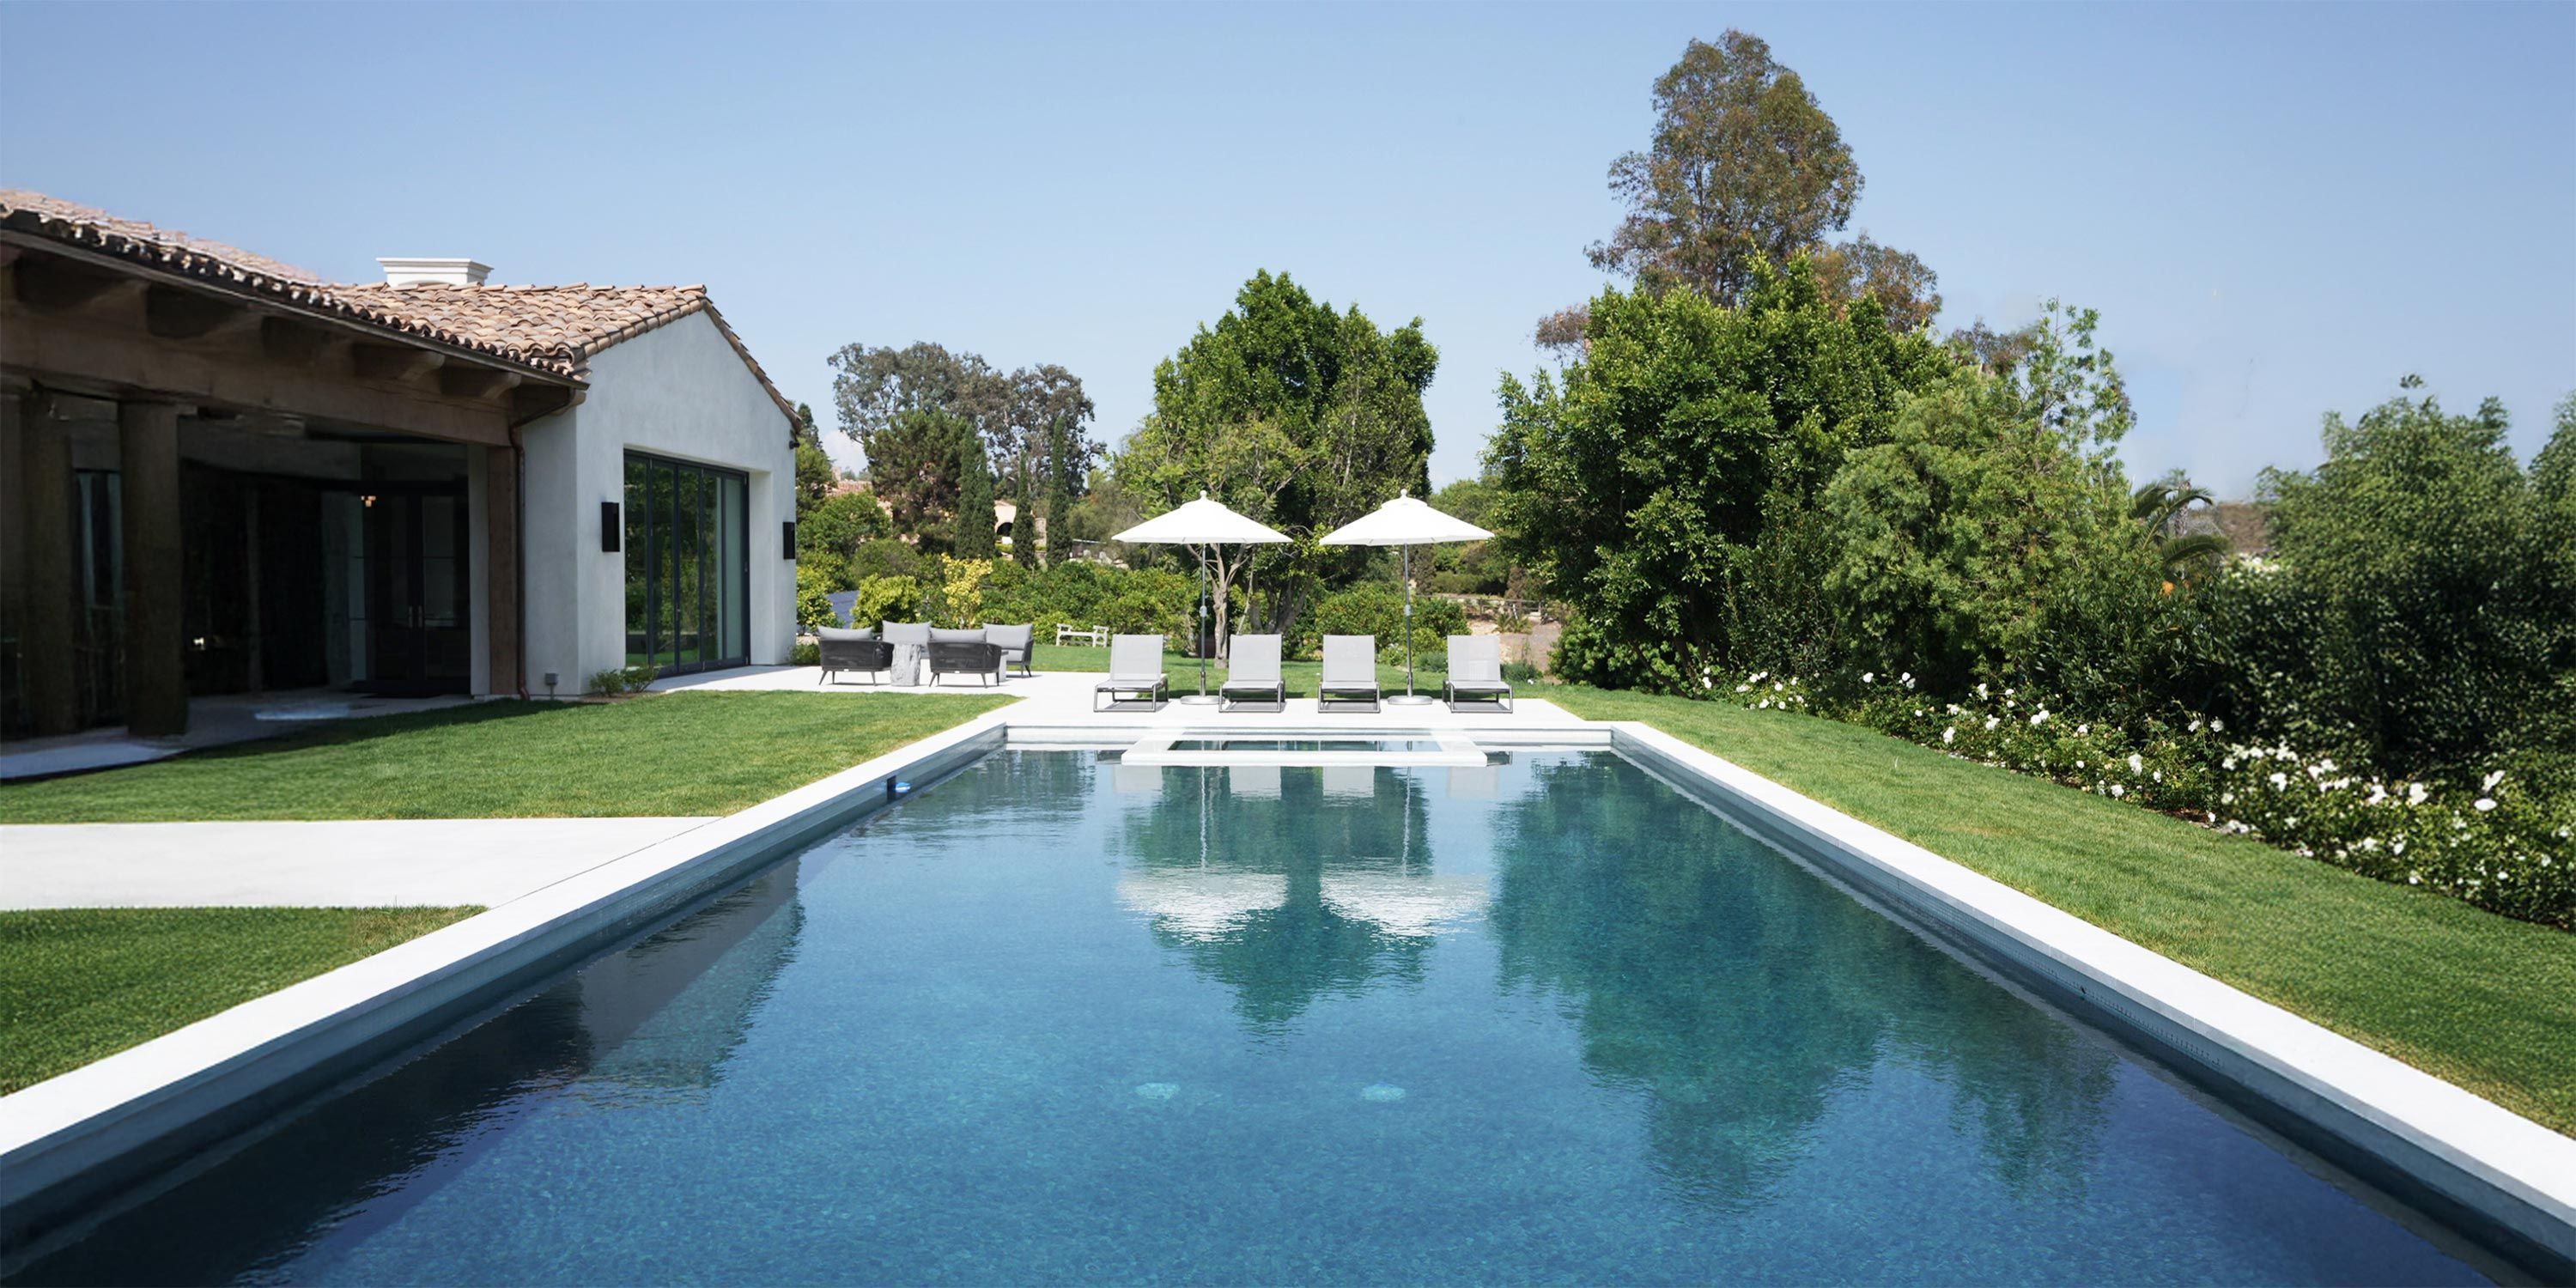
(13, 751), (2490, 1285)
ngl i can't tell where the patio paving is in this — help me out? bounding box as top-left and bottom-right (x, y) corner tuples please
(649, 665), (1592, 732)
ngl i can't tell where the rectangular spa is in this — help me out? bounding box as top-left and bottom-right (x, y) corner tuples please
(1, 750), (2527, 1284)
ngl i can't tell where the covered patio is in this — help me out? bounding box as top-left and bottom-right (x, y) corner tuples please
(1, 192), (582, 742)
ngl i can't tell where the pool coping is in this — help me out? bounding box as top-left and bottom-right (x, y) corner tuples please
(1606, 721), (2575, 1277)
(3, 714), (2568, 1275)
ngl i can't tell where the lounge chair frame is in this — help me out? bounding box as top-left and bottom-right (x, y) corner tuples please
(1218, 634), (1286, 712)
(1317, 635), (1382, 714)
(1094, 634), (1170, 711)
(1442, 634), (1515, 713)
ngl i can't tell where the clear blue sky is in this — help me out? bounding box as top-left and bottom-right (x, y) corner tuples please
(4, 3), (2569, 495)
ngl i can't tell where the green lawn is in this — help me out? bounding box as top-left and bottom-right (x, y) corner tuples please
(1546, 683), (2576, 1136)
(0, 906), (478, 1093)
(0, 692), (1013, 823)
(1038, 642), (1443, 698)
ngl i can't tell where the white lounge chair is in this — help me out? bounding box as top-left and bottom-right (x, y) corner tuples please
(1443, 635), (1513, 712)
(1318, 635), (1381, 713)
(1094, 634), (1170, 711)
(1219, 634), (1285, 711)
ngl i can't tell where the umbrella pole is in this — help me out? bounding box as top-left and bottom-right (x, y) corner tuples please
(1198, 546), (1212, 698)
(1387, 544), (1436, 705)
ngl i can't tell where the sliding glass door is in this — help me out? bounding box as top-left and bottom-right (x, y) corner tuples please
(624, 453), (750, 675)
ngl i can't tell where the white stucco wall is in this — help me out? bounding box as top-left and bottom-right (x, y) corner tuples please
(518, 310), (794, 693)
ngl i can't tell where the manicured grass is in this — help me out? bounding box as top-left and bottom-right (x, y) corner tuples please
(1039, 642), (1442, 698)
(0, 906), (478, 1094)
(1546, 683), (2576, 1136)
(0, 692), (1013, 823)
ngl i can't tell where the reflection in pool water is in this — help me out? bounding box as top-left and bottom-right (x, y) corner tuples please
(9, 751), (2490, 1285)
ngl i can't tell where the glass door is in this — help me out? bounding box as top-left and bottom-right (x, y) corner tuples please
(360, 489), (471, 695)
(623, 453), (750, 676)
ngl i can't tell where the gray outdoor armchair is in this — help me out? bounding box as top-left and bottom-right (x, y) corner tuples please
(1219, 634), (1285, 711)
(817, 626), (892, 686)
(1318, 635), (1381, 713)
(928, 628), (1003, 686)
(1094, 634), (1170, 711)
(986, 623), (1036, 678)
(1443, 634), (1513, 712)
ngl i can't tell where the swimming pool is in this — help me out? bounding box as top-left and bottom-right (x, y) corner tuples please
(9, 750), (2496, 1284)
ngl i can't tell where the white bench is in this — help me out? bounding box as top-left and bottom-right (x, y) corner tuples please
(1055, 623), (1109, 647)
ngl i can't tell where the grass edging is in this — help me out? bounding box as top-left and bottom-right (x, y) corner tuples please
(1546, 683), (2576, 1138)
(0, 908), (479, 1095)
(0, 692), (1016, 823)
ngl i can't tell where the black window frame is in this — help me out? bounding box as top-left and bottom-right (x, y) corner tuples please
(623, 450), (752, 677)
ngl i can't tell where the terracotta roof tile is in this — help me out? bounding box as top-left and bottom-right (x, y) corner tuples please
(0, 189), (574, 378)
(3, 190), (799, 437)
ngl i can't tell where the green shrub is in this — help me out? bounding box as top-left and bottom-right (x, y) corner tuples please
(788, 641), (820, 666)
(794, 565), (840, 631)
(1302, 582), (1467, 665)
(853, 574), (922, 628)
(588, 664), (659, 696)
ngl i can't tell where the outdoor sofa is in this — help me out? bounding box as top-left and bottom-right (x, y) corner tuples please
(1318, 635), (1381, 713)
(1095, 635), (1170, 711)
(1219, 634), (1286, 711)
(816, 626), (893, 686)
(1443, 634), (1513, 712)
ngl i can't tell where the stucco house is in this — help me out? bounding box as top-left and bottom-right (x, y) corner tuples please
(0, 191), (798, 740)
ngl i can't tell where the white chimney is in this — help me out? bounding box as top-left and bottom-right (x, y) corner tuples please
(376, 257), (491, 287)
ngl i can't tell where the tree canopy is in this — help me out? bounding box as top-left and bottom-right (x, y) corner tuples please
(1114, 270), (1439, 645)
(1559, 32), (1941, 343)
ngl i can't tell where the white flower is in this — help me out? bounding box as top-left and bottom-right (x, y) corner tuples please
(1862, 671), (1874, 684)
(2109, 784), (2125, 799)
(2076, 723), (2090, 737)
(1976, 683), (1990, 700)
(2188, 719), (2203, 733)
(1737, 683), (1752, 693)
(2407, 782), (2429, 805)
(2475, 798), (2497, 813)
(2210, 720), (2224, 732)
(2127, 753), (2144, 775)
(1749, 671), (1768, 683)
(1942, 727), (1956, 744)
(2482, 769), (2506, 791)
(2029, 711), (2048, 726)
(1703, 677), (1713, 689)
(2269, 772), (2289, 789)
(1984, 715), (2001, 731)
(1899, 671), (1915, 688)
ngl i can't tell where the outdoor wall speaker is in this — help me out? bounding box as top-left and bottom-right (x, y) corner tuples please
(600, 502), (621, 553)
(782, 520), (798, 559)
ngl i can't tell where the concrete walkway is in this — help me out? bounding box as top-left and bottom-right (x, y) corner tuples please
(0, 817), (714, 909)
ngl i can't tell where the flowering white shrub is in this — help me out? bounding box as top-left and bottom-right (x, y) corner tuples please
(1786, 673), (2576, 928)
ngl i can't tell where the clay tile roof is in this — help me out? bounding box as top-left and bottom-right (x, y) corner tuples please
(0, 189), (575, 380)
(3, 190), (799, 437)
(329, 283), (799, 434)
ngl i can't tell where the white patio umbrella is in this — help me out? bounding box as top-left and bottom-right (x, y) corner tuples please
(1318, 491), (1493, 704)
(1114, 493), (1291, 703)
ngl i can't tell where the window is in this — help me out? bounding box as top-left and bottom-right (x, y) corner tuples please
(623, 452), (750, 675)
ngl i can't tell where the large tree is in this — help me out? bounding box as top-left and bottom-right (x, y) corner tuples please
(1001, 365), (1097, 568)
(791, 401), (837, 519)
(1488, 258), (1953, 690)
(1547, 32), (1941, 349)
(827, 342), (1011, 545)
(1115, 270), (1438, 651)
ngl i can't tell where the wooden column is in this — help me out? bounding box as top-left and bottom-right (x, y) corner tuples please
(10, 389), (82, 736)
(118, 399), (186, 736)
(484, 441), (520, 696)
